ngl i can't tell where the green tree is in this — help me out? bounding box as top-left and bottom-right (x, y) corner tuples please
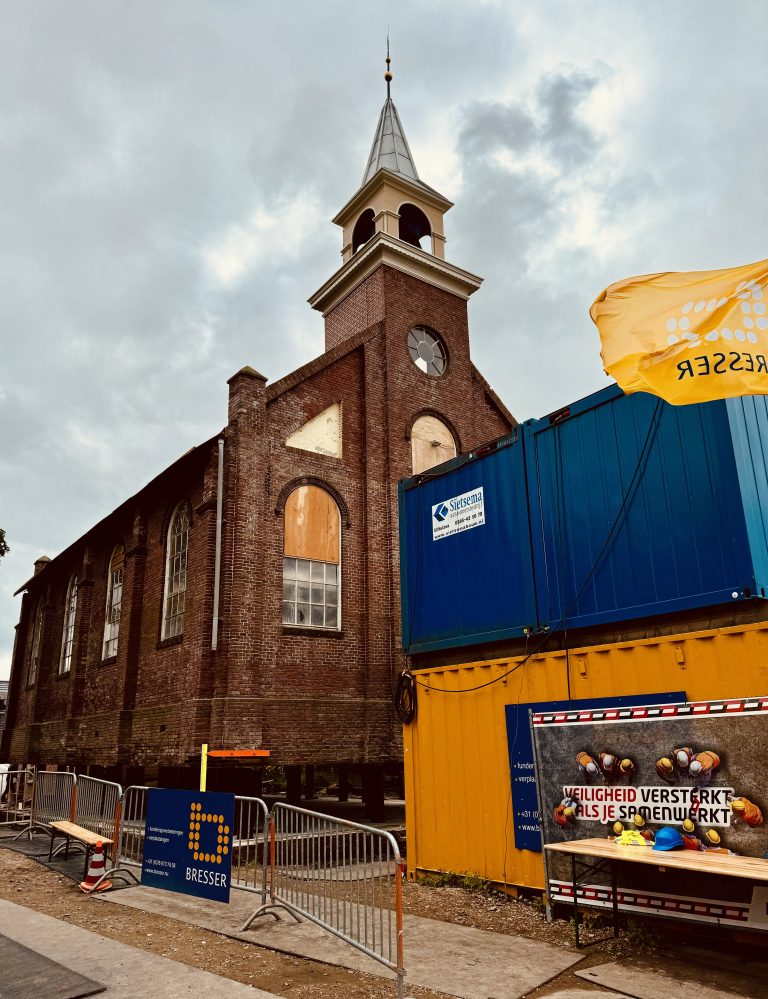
(0, 529), (8, 560)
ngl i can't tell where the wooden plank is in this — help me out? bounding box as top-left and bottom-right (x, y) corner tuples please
(49, 821), (113, 847)
(411, 415), (456, 473)
(545, 837), (768, 882)
(206, 749), (271, 758)
(284, 485), (339, 563)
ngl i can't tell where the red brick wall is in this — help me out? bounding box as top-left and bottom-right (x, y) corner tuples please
(2, 263), (513, 774)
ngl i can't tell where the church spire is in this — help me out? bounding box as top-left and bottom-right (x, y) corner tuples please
(361, 46), (420, 186)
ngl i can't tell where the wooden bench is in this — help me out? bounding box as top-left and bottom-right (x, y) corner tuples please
(545, 838), (768, 947)
(47, 820), (114, 880)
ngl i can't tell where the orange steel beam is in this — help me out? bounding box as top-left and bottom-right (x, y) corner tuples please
(206, 749), (271, 758)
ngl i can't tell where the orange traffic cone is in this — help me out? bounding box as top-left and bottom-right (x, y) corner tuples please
(79, 841), (112, 893)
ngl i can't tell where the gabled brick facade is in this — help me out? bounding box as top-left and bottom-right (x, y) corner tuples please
(2, 262), (512, 785)
(3, 89), (514, 793)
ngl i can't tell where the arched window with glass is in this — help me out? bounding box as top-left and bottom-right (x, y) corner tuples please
(103, 544), (124, 659)
(59, 576), (77, 675)
(27, 601), (44, 686)
(162, 503), (190, 640)
(282, 485), (341, 630)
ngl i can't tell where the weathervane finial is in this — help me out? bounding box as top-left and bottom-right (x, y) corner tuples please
(384, 32), (392, 99)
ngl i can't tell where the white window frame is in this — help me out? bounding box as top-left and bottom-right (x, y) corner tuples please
(282, 556), (340, 630)
(162, 503), (189, 640)
(59, 575), (77, 675)
(282, 488), (342, 631)
(103, 545), (124, 660)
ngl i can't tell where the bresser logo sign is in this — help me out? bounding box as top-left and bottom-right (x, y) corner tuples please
(432, 487), (485, 541)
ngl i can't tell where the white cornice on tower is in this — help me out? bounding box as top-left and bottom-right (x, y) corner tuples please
(308, 231), (483, 317)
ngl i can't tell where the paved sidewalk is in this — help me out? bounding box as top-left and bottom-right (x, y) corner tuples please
(0, 899), (279, 999)
(101, 884), (582, 999)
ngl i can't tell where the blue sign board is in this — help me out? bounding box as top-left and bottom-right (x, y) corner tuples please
(505, 691), (685, 852)
(141, 788), (235, 902)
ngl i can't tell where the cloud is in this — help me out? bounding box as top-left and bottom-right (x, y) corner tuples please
(2, 1), (768, 677)
(203, 193), (322, 288)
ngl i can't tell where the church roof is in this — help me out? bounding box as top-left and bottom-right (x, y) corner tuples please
(357, 97), (448, 204)
(362, 97), (420, 185)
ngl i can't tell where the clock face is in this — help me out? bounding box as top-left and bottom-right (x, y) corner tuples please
(408, 326), (447, 376)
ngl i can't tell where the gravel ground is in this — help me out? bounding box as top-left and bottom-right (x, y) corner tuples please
(0, 846), (665, 998)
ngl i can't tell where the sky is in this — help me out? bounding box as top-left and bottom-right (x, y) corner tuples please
(1, 0), (767, 679)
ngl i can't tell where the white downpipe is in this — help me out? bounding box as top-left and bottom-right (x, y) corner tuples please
(211, 437), (224, 650)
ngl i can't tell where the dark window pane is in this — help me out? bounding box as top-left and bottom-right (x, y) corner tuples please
(283, 581), (296, 601)
(325, 585), (338, 607)
(282, 602), (295, 624)
(311, 604), (324, 627)
(326, 564), (338, 583)
(283, 557), (296, 578)
(310, 561), (324, 581)
(310, 584), (324, 604)
(297, 603), (310, 624)
(297, 583), (310, 602)
(325, 606), (338, 628)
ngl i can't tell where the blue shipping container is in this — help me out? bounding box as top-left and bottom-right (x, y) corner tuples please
(399, 385), (768, 655)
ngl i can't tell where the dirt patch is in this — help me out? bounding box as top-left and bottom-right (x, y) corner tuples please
(0, 845), (680, 999)
(0, 848), (445, 998)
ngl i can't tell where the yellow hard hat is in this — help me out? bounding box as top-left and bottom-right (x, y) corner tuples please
(731, 799), (746, 813)
(682, 818), (695, 833)
(613, 821), (624, 835)
(706, 829), (721, 844)
(563, 806), (575, 818)
(633, 813), (645, 828)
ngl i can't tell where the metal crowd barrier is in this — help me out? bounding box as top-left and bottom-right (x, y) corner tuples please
(231, 795), (270, 904)
(26, 770), (76, 836)
(242, 802), (406, 998)
(0, 768), (35, 830)
(96, 784), (148, 888)
(57, 775), (122, 857)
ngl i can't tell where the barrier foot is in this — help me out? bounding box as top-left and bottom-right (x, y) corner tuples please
(90, 865), (140, 892)
(240, 902), (300, 931)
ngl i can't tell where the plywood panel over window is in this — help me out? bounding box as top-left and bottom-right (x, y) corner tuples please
(411, 415), (457, 474)
(284, 485), (340, 564)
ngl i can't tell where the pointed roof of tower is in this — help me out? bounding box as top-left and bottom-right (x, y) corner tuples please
(361, 97), (420, 185)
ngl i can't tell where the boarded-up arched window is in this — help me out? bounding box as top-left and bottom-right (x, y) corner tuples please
(411, 415), (457, 474)
(103, 544), (124, 659)
(283, 485), (340, 630)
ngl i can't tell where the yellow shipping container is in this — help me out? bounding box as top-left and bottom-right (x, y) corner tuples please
(403, 621), (768, 891)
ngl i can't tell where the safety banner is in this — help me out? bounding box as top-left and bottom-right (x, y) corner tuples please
(532, 696), (768, 929)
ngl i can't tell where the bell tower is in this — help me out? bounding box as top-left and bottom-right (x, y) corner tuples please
(309, 54), (482, 350)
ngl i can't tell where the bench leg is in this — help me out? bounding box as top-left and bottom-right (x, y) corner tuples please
(572, 855), (580, 948)
(83, 846), (91, 881)
(48, 830), (55, 863)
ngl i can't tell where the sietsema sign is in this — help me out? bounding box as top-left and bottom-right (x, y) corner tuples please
(431, 487), (485, 541)
(141, 788), (235, 903)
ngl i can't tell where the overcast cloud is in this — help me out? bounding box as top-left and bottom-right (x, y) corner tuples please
(2, 1), (767, 677)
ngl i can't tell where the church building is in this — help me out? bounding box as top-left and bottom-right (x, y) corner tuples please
(2, 71), (513, 814)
